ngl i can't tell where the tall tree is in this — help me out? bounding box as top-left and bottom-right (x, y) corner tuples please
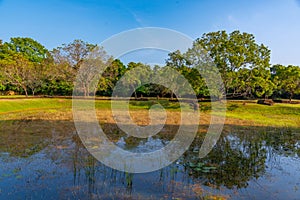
(272, 65), (300, 101)
(195, 30), (271, 96)
(166, 50), (207, 97)
(0, 37), (50, 63)
(0, 37), (51, 96)
(52, 39), (96, 70)
(74, 46), (113, 97)
(0, 53), (32, 96)
(50, 40), (97, 96)
(116, 62), (151, 99)
(250, 68), (275, 99)
(98, 59), (126, 96)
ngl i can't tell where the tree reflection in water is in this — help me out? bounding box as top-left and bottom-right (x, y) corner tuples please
(0, 120), (299, 199)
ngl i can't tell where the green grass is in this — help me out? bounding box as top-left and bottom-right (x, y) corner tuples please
(0, 95), (27, 99)
(0, 98), (299, 128)
(0, 98), (71, 113)
(0, 98), (185, 113)
(223, 101), (300, 127)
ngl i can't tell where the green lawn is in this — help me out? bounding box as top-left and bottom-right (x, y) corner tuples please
(0, 98), (299, 128)
(0, 98), (184, 113)
(0, 98), (71, 113)
(0, 95), (28, 99)
(223, 102), (300, 127)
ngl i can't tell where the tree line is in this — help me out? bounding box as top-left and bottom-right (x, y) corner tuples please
(0, 30), (299, 100)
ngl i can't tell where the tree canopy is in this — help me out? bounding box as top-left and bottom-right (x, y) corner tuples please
(0, 31), (299, 100)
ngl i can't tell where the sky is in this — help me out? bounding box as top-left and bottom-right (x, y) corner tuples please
(0, 0), (300, 65)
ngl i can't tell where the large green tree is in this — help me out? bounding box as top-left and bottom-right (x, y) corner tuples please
(272, 65), (300, 101)
(115, 62), (152, 99)
(195, 30), (271, 97)
(0, 37), (50, 63)
(166, 50), (208, 98)
(0, 53), (33, 96)
(97, 59), (126, 96)
(0, 37), (51, 96)
(51, 39), (97, 96)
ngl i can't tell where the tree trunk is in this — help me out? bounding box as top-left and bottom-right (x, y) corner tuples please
(132, 85), (137, 100)
(134, 91), (137, 100)
(84, 87), (87, 97)
(290, 93), (293, 103)
(87, 85), (90, 97)
(23, 86), (28, 97)
(83, 83), (87, 97)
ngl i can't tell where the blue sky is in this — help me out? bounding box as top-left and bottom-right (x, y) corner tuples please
(1, 0), (300, 65)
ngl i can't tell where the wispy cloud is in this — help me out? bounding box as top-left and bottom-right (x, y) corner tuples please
(131, 11), (145, 27)
(116, 1), (146, 27)
(227, 15), (239, 26)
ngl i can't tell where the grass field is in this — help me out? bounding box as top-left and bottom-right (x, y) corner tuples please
(0, 97), (299, 159)
(0, 98), (299, 130)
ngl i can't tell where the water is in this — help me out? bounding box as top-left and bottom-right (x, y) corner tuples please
(0, 122), (299, 199)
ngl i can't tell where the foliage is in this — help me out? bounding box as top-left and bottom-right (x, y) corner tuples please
(97, 59), (126, 96)
(0, 38), (51, 96)
(115, 62), (152, 98)
(194, 30), (271, 98)
(74, 46), (112, 96)
(51, 39), (96, 70)
(0, 37), (50, 63)
(272, 64), (300, 101)
(0, 33), (299, 100)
